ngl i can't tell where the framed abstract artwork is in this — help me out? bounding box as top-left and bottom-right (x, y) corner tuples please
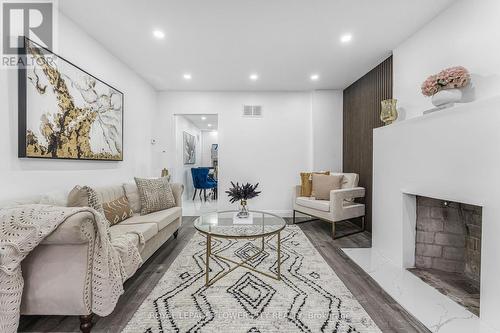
(183, 131), (196, 164)
(18, 37), (124, 161)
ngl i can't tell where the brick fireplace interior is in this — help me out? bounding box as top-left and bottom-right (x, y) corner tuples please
(408, 196), (482, 315)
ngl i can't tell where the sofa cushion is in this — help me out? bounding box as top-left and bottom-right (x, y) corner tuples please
(67, 186), (105, 215)
(109, 222), (158, 242)
(102, 196), (134, 225)
(120, 207), (181, 231)
(295, 197), (330, 212)
(123, 182), (141, 213)
(109, 231), (140, 249)
(94, 185), (125, 203)
(135, 177), (176, 215)
(300, 171), (330, 197)
(311, 174), (343, 200)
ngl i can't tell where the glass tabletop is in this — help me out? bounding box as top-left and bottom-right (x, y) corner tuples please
(193, 210), (286, 238)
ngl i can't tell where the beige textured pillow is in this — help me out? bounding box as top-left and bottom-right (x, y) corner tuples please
(102, 196), (134, 225)
(300, 171), (330, 197)
(67, 185), (105, 215)
(134, 177), (176, 215)
(123, 182), (141, 213)
(311, 174), (344, 200)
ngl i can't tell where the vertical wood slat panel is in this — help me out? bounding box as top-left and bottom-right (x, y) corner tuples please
(342, 56), (393, 232)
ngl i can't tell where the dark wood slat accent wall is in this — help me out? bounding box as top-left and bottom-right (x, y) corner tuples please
(343, 56), (393, 232)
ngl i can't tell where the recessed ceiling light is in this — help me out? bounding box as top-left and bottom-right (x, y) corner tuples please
(340, 33), (352, 43)
(183, 73), (192, 80)
(310, 74), (320, 81)
(201, 116), (207, 120)
(208, 123), (212, 127)
(249, 73), (259, 81)
(153, 29), (165, 39)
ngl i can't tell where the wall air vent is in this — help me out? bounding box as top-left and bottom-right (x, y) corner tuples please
(243, 105), (262, 118)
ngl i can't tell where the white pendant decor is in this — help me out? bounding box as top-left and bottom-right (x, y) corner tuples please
(431, 88), (463, 107)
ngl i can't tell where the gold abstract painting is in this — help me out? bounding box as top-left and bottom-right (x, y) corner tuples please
(18, 38), (123, 161)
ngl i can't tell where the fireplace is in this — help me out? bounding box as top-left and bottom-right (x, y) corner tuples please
(408, 195), (482, 315)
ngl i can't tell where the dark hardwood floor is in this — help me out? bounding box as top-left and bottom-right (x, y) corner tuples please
(19, 217), (430, 333)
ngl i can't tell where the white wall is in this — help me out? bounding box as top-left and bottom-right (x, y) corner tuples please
(201, 131), (218, 167)
(0, 14), (156, 201)
(393, 0), (500, 120)
(154, 91), (343, 215)
(311, 90), (343, 171)
(174, 116), (201, 199)
(372, 97), (500, 330)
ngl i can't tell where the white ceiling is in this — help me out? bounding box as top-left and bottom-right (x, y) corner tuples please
(60, 0), (455, 91)
(180, 114), (218, 131)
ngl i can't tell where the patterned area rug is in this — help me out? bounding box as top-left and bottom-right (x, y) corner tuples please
(122, 225), (381, 333)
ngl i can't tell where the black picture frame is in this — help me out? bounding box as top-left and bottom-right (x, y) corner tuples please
(18, 36), (124, 161)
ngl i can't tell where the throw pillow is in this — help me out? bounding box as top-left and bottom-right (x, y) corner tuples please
(300, 171), (330, 197)
(123, 182), (141, 213)
(67, 185), (105, 215)
(311, 174), (344, 200)
(102, 196), (134, 225)
(134, 177), (176, 215)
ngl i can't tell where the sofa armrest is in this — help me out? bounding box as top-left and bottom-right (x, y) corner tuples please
(41, 210), (96, 245)
(330, 187), (365, 211)
(170, 183), (184, 208)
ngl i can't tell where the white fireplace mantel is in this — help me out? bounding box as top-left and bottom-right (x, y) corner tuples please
(345, 96), (500, 333)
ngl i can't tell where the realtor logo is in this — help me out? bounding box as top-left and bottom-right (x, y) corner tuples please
(2, 1), (53, 55)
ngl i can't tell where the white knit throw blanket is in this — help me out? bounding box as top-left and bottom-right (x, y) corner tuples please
(0, 205), (144, 333)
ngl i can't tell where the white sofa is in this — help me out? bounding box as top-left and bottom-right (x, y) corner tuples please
(0, 182), (183, 333)
(293, 173), (365, 238)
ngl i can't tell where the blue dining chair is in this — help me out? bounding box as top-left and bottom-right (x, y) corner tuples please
(191, 167), (217, 201)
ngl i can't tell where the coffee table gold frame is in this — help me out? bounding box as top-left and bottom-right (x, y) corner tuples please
(195, 212), (286, 287)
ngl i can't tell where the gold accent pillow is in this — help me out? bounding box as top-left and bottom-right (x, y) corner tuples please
(311, 174), (344, 200)
(102, 196), (134, 225)
(300, 171), (330, 197)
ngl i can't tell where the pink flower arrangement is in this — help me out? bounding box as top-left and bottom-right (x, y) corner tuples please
(421, 66), (470, 97)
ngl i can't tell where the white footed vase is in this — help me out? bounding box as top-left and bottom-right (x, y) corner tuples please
(431, 88), (463, 106)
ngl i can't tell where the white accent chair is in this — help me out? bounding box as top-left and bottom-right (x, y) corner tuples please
(293, 173), (366, 239)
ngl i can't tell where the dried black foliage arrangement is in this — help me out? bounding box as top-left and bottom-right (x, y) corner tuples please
(225, 182), (261, 203)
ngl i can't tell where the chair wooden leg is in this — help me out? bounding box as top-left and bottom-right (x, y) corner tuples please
(80, 314), (93, 333)
(192, 189), (197, 200)
(293, 210), (296, 224)
(203, 189), (207, 201)
(331, 222), (336, 239)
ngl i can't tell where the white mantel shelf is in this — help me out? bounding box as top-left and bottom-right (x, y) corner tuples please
(375, 96), (500, 131)
(354, 96), (500, 332)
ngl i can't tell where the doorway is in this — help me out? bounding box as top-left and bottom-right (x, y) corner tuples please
(173, 114), (218, 215)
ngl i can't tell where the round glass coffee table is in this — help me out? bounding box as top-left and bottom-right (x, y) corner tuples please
(194, 210), (286, 286)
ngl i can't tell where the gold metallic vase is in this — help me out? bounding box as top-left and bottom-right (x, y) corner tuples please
(380, 99), (398, 125)
(161, 168), (169, 177)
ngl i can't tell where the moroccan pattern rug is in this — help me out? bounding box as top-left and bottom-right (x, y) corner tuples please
(122, 225), (381, 333)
